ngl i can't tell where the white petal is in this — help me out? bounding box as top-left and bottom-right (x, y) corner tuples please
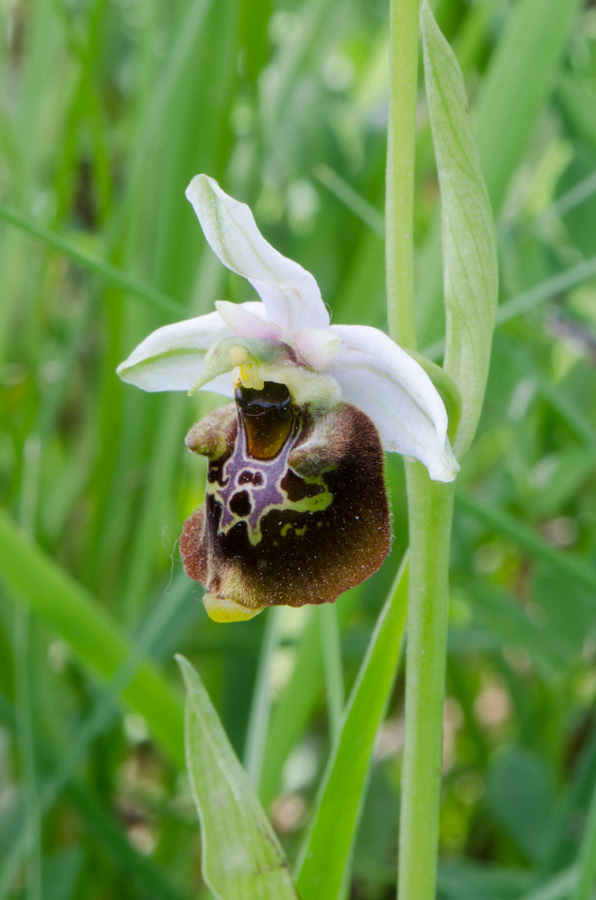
(186, 175), (329, 334)
(215, 300), (283, 340)
(117, 306), (257, 394)
(294, 327), (341, 370)
(199, 372), (234, 398)
(328, 325), (459, 482)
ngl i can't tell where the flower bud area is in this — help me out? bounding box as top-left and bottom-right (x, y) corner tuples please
(180, 377), (391, 623)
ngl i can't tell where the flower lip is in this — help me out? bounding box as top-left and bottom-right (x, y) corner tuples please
(181, 398), (392, 619)
(117, 175), (459, 483)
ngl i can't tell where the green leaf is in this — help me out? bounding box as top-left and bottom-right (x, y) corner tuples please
(473, 0), (584, 215)
(456, 491), (596, 594)
(437, 860), (535, 900)
(176, 656), (299, 900)
(417, 0), (583, 343)
(295, 556), (408, 900)
(0, 202), (183, 316)
(0, 509), (184, 767)
(571, 777), (596, 900)
(260, 610), (325, 806)
(421, 1), (498, 460)
(487, 748), (555, 863)
(519, 867), (578, 900)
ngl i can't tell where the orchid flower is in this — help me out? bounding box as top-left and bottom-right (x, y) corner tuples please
(117, 176), (458, 622)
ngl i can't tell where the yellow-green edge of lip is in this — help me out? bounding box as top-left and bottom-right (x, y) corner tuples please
(203, 593), (265, 623)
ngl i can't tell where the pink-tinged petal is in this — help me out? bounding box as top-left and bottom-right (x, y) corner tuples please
(186, 175), (329, 334)
(294, 327), (341, 370)
(215, 300), (283, 341)
(117, 307), (251, 395)
(328, 325), (459, 482)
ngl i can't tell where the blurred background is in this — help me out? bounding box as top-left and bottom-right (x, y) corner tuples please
(1, 0), (596, 897)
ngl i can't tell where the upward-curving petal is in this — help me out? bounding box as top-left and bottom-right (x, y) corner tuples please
(327, 325), (459, 482)
(117, 305), (260, 394)
(185, 175), (329, 335)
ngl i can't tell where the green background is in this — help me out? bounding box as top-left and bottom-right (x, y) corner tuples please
(1, 0), (595, 897)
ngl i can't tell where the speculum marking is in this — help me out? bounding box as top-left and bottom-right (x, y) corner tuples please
(209, 383), (333, 547)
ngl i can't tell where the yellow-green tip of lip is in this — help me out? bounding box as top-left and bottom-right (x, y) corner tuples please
(203, 593), (265, 623)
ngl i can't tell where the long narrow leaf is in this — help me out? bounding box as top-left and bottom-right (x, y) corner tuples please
(473, 0), (583, 215)
(176, 656), (299, 900)
(295, 556), (409, 900)
(422, 1), (498, 459)
(260, 609), (324, 807)
(417, 0), (583, 341)
(0, 509), (184, 766)
(571, 777), (596, 900)
(456, 492), (596, 593)
(0, 202), (183, 315)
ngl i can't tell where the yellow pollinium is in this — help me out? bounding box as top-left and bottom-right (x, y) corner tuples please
(230, 349), (265, 391)
(203, 592), (265, 623)
(240, 364), (264, 389)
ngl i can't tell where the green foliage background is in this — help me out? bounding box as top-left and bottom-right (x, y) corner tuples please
(1, 0), (596, 897)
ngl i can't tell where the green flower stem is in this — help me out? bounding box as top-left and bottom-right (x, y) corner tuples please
(386, 0), (420, 350)
(399, 462), (455, 900)
(386, 2), (455, 898)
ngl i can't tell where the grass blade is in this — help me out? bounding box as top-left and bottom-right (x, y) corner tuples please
(519, 866), (577, 900)
(314, 164), (385, 236)
(295, 556), (408, 900)
(321, 603), (345, 745)
(176, 656), (299, 900)
(473, 0), (584, 215)
(0, 202), (183, 315)
(260, 609), (324, 807)
(417, 0), (583, 341)
(0, 509), (184, 766)
(422, 254), (596, 363)
(243, 608), (281, 790)
(571, 778), (596, 900)
(456, 491), (596, 593)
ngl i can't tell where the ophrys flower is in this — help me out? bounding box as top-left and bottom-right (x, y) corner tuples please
(118, 176), (458, 621)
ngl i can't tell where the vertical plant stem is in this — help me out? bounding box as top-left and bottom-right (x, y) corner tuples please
(386, 6), (455, 896)
(399, 462), (454, 900)
(386, 0), (420, 350)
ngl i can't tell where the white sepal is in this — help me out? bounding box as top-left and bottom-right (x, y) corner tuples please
(294, 327), (342, 370)
(185, 175), (329, 334)
(328, 324), (459, 482)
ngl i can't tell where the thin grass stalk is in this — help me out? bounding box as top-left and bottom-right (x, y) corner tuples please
(243, 608), (281, 791)
(386, 0), (420, 350)
(570, 776), (596, 900)
(321, 603), (345, 745)
(13, 436), (43, 900)
(386, 1), (455, 897)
